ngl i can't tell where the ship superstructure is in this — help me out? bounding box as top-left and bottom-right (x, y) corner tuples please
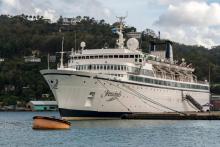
(41, 17), (210, 120)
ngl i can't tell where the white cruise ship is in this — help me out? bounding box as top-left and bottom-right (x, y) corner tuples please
(41, 17), (210, 120)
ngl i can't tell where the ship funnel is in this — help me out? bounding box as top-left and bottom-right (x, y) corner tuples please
(165, 41), (173, 63)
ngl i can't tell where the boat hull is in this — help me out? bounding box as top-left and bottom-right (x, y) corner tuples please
(41, 69), (210, 120)
(32, 116), (71, 129)
(59, 108), (131, 120)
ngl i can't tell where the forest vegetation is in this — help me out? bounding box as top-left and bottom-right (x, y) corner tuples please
(0, 14), (219, 106)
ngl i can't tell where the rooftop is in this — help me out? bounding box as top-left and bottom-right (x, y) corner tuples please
(29, 101), (57, 105)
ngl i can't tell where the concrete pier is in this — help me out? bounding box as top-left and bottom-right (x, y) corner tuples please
(121, 112), (220, 120)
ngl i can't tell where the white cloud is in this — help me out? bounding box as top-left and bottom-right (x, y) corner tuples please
(154, 1), (220, 48)
(3, 0), (16, 6)
(0, 0), (114, 22)
(155, 1), (220, 27)
(158, 0), (203, 5)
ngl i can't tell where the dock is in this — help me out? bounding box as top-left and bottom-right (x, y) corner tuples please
(121, 112), (220, 120)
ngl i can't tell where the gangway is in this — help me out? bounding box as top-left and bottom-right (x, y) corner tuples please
(185, 95), (204, 112)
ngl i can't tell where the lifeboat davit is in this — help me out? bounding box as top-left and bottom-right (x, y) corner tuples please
(32, 116), (71, 130)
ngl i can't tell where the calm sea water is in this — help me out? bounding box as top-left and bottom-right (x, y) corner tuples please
(0, 111), (220, 147)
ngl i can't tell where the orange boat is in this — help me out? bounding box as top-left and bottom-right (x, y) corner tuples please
(32, 116), (71, 130)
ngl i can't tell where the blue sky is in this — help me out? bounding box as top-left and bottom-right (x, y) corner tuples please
(0, 0), (220, 48)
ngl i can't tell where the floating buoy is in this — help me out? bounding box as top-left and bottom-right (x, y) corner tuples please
(32, 116), (71, 130)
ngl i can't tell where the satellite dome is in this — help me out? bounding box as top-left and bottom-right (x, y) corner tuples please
(80, 41), (86, 48)
(126, 38), (139, 50)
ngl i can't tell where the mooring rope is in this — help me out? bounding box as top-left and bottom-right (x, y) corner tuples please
(96, 78), (132, 112)
(97, 77), (186, 115)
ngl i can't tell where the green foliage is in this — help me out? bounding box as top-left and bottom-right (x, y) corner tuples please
(0, 95), (19, 105)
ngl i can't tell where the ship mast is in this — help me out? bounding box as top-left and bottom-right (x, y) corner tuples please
(60, 36), (64, 69)
(116, 16), (126, 49)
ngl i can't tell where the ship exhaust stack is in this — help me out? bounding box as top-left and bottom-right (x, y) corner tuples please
(165, 41), (173, 63)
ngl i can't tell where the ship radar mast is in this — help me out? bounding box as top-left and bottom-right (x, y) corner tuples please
(60, 36), (64, 69)
(115, 16), (126, 49)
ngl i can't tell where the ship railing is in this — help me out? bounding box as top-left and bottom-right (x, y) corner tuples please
(130, 72), (209, 85)
(196, 80), (209, 85)
(148, 60), (194, 72)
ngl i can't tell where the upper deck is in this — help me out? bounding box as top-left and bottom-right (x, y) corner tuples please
(56, 17), (208, 86)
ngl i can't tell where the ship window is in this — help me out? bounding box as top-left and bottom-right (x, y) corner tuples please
(129, 75), (134, 80)
(104, 65), (106, 70)
(114, 55), (118, 58)
(90, 56), (94, 59)
(186, 84), (190, 88)
(86, 56), (89, 59)
(117, 65), (120, 70)
(109, 55), (113, 58)
(74, 57), (77, 59)
(104, 55), (108, 58)
(167, 81), (171, 86)
(107, 65), (110, 70)
(119, 55), (123, 58)
(139, 59), (142, 62)
(130, 55), (134, 58)
(135, 55), (138, 58)
(97, 65), (100, 70)
(82, 56), (85, 59)
(135, 59), (138, 62)
(99, 55), (103, 59)
(114, 65), (117, 70)
(123, 65), (126, 70)
(100, 65), (103, 70)
(144, 78), (150, 83)
(159, 80), (163, 85)
(95, 56), (98, 59)
(124, 55), (129, 58)
(137, 77), (143, 82)
(111, 65), (113, 70)
(181, 83), (185, 88)
(121, 65), (124, 70)
(174, 83), (178, 87)
(78, 56), (82, 59)
(88, 65), (91, 70)
(94, 65), (97, 70)
(90, 65), (93, 70)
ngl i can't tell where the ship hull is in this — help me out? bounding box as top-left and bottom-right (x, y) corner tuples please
(41, 69), (210, 120)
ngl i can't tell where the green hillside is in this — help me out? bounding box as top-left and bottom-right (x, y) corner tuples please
(0, 14), (219, 105)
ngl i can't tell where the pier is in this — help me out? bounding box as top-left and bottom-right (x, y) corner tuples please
(121, 112), (220, 120)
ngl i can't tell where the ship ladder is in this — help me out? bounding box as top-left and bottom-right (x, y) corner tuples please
(184, 95), (204, 112)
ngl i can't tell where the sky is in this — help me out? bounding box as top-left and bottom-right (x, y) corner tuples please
(0, 0), (220, 48)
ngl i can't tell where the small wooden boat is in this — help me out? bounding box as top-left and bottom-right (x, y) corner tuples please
(32, 116), (71, 130)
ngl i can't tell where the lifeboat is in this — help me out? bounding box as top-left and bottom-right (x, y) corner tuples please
(32, 116), (71, 130)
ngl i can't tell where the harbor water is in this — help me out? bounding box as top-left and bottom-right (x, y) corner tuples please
(0, 111), (220, 147)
